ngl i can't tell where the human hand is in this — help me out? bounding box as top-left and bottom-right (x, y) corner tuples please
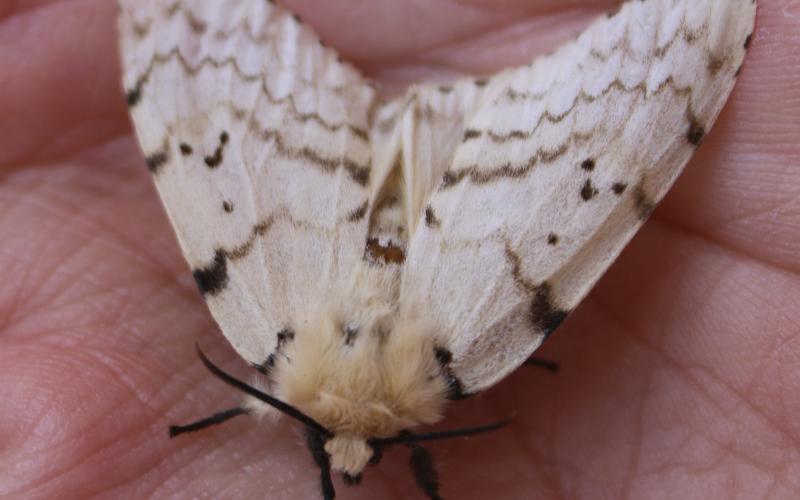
(2, 1), (798, 498)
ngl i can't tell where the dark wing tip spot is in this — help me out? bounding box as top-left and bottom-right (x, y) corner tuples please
(192, 249), (229, 296)
(744, 34), (753, 50)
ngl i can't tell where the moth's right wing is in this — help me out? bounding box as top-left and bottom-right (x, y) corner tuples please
(397, 0), (757, 394)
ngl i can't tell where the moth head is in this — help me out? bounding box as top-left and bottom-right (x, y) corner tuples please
(323, 434), (374, 479)
(190, 347), (509, 497)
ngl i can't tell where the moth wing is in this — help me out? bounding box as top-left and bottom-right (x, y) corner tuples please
(119, 0), (378, 367)
(399, 0), (757, 393)
(370, 80), (494, 232)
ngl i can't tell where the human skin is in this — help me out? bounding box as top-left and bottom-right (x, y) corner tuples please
(1, 0), (798, 499)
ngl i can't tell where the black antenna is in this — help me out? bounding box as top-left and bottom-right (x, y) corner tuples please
(373, 417), (512, 446)
(195, 345), (331, 438)
(169, 407), (249, 437)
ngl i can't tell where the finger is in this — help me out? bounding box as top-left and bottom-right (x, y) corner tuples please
(0, 0), (129, 168)
(657, 0), (800, 272)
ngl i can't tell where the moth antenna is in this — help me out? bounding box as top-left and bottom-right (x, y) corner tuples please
(374, 417), (512, 445)
(306, 427), (336, 500)
(407, 443), (442, 500)
(195, 345), (331, 437)
(168, 407), (249, 437)
(524, 356), (560, 373)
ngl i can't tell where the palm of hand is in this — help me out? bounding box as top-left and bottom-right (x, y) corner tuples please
(2, 1), (798, 499)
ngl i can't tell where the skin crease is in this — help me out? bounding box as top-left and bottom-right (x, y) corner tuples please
(0, 0), (798, 498)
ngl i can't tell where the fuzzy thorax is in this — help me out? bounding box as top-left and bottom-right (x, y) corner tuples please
(275, 313), (447, 436)
(271, 268), (448, 474)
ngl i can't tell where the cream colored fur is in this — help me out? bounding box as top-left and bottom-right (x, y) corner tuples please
(271, 265), (447, 474)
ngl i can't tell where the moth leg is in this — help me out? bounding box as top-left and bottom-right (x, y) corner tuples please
(306, 428), (336, 500)
(524, 356), (559, 374)
(168, 406), (249, 437)
(407, 443), (442, 500)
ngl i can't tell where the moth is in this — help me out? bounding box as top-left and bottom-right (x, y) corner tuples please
(119, 0), (757, 498)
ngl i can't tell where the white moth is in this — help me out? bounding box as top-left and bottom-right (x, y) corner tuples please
(119, 0), (757, 497)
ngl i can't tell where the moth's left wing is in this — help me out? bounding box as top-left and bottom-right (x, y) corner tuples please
(119, 0), (379, 367)
(399, 0), (757, 394)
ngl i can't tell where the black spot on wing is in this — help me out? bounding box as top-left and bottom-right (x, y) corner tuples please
(547, 233), (559, 245)
(222, 201), (234, 213)
(253, 328), (295, 376)
(145, 147), (169, 174)
(612, 182), (627, 195)
(686, 115), (705, 146)
(424, 205), (441, 229)
(580, 158), (595, 171)
(434, 348), (470, 400)
(179, 143), (193, 155)
(125, 84), (142, 107)
(580, 179), (598, 201)
(204, 131), (229, 168)
(192, 249), (229, 296)
(530, 283), (569, 339)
